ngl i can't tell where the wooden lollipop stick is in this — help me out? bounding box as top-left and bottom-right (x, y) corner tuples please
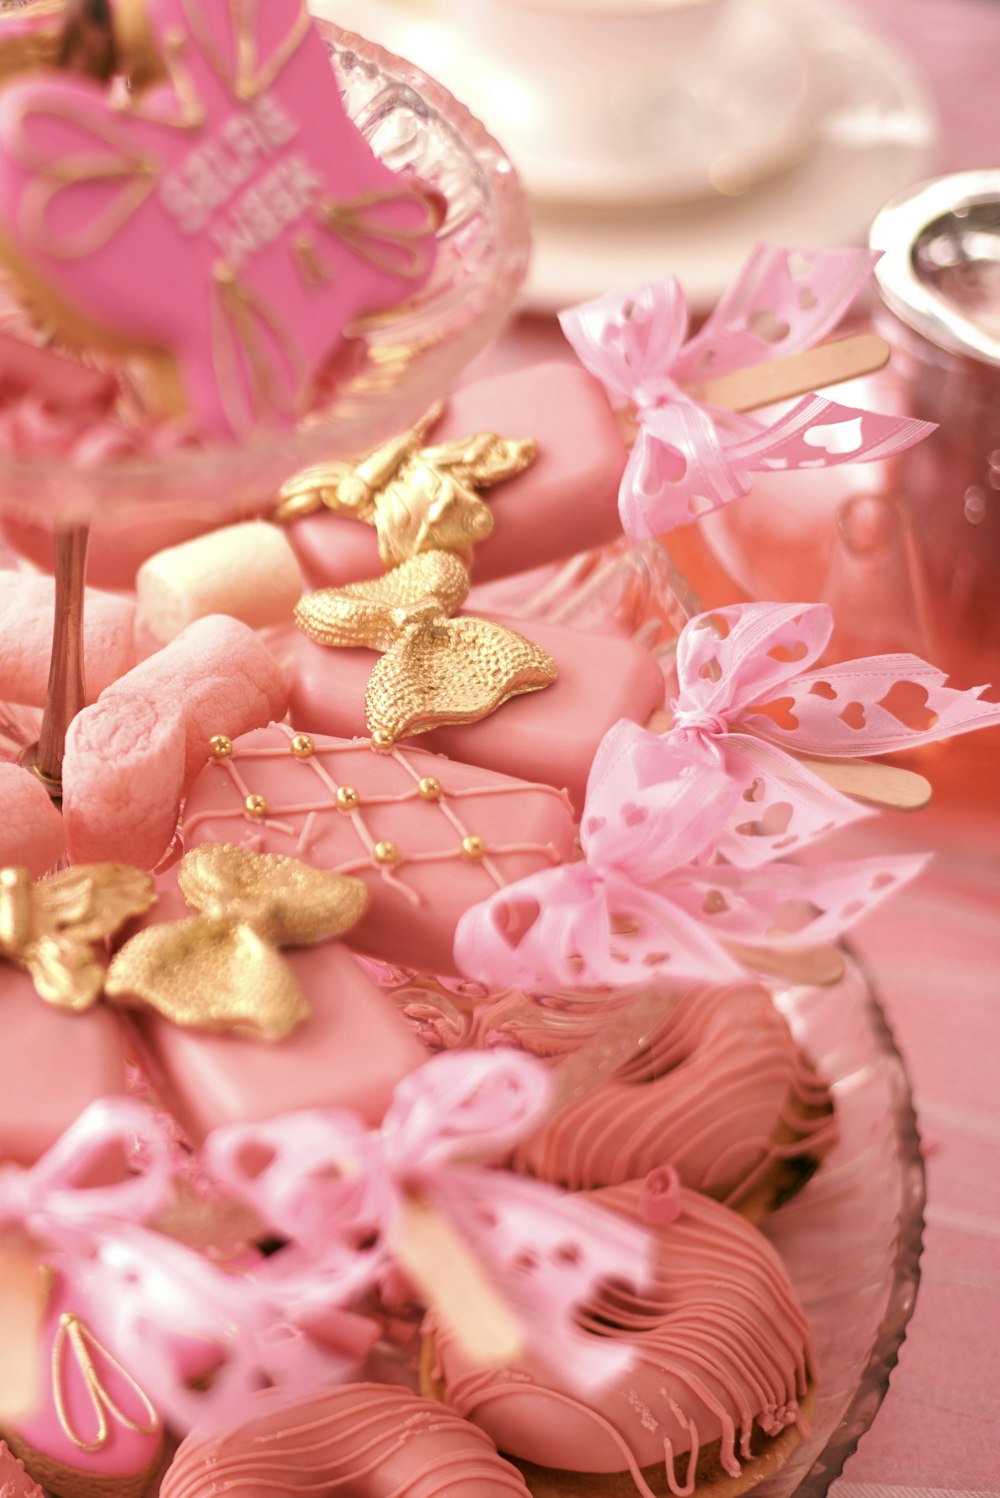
(802, 757), (932, 810)
(394, 1193), (525, 1371)
(644, 709), (932, 812)
(693, 333), (891, 414)
(0, 1231), (44, 1422)
(728, 942), (846, 988)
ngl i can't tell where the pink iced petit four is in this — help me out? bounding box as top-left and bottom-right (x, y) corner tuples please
(180, 723), (576, 976)
(288, 613), (665, 811)
(122, 895), (425, 1143)
(286, 363), (627, 588)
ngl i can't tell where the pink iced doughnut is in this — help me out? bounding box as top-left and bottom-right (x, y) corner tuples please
(161, 1384), (528, 1498)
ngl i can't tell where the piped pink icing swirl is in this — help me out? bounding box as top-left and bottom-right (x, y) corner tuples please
(160, 1383), (528, 1498)
(429, 1181), (812, 1498)
(513, 981), (835, 1205)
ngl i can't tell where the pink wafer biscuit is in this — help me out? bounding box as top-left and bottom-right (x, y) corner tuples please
(181, 725), (576, 976)
(122, 878), (424, 1143)
(0, 966), (127, 1165)
(0, 571), (136, 708)
(101, 616), (288, 781)
(0, 762), (66, 878)
(287, 364), (627, 588)
(64, 619), (286, 867)
(288, 614), (665, 811)
(62, 693), (186, 868)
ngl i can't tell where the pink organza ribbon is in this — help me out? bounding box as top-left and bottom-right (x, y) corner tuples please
(559, 245), (934, 538)
(0, 1099), (362, 1433)
(205, 1049), (652, 1392)
(662, 600), (1000, 866)
(455, 720), (927, 991)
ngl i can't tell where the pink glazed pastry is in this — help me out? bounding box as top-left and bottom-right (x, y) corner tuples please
(0, 762), (66, 878)
(425, 1180), (813, 1498)
(119, 874), (425, 1144)
(0, 966), (126, 1165)
(161, 1384), (529, 1498)
(0, 0), (440, 438)
(63, 616), (288, 868)
(1, 1264), (162, 1498)
(0, 572), (136, 708)
(288, 615), (665, 811)
(285, 364), (628, 588)
(180, 723), (576, 976)
(513, 982), (835, 1212)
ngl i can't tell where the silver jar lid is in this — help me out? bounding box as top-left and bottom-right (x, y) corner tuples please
(870, 170), (1000, 368)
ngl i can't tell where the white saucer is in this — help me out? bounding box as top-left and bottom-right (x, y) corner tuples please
(313, 0), (815, 207)
(312, 0), (937, 310)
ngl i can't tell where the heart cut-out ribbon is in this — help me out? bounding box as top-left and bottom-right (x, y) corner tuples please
(105, 844), (369, 1040)
(455, 720), (927, 991)
(294, 549), (558, 744)
(661, 601), (1000, 867)
(559, 245), (935, 538)
(204, 1048), (652, 1392)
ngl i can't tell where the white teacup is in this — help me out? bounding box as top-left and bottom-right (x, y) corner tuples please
(455, 0), (730, 108)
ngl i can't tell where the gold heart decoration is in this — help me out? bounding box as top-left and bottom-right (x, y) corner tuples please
(104, 844), (368, 1041)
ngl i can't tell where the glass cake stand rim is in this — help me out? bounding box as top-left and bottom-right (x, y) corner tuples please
(789, 944), (926, 1498)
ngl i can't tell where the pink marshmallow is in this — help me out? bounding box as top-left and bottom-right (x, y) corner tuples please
(101, 616), (289, 781)
(0, 571), (136, 708)
(0, 762), (66, 877)
(63, 619), (289, 869)
(62, 693), (186, 868)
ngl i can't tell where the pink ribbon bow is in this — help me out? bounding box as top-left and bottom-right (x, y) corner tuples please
(559, 246), (934, 538)
(0, 1097), (175, 1250)
(455, 720), (927, 991)
(664, 600), (1000, 866)
(205, 1049), (652, 1392)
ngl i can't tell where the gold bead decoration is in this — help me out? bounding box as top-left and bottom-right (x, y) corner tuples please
(335, 785), (359, 812)
(370, 729), (396, 752)
(417, 776), (442, 801)
(209, 735), (232, 759)
(461, 835), (487, 861)
(290, 734), (314, 759)
(373, 841), (399, 866)
(244, 794), (267, 818)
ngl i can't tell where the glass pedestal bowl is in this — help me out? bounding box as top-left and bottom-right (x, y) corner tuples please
(0, 16), (530, 537)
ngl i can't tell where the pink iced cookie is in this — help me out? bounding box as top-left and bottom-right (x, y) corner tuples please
(181, 724), (576, 976)
(0, 762), (66, 878)
(0, 571), (135, 708)
(287, 364), (627, 587)
(122, 877), (424, 1143)
(2, 1264), (162, 1498)
(0, 966), (127, 1165)
(288, 615), (665, 811)
(63, 618), (287, 868)
(0, 0), (439, 439)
